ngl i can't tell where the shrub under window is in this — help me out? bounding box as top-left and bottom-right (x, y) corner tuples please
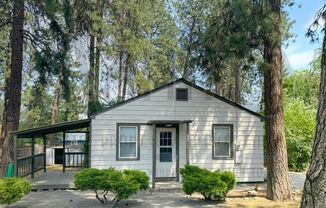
(180, 165), (236, 200)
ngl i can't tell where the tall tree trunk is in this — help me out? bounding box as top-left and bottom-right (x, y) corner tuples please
(300, 21), (326, 208)
(264, 0), (292, 201)
(0, 0), (24, 176)
(49, 75), (62, 146)
(95, 37), (101, 100)
(215, 80), (224, 96)
(94, 0), (104, 101)
(182, 19), (195, 80)
(234, 61), (242, 104)
(87, 35), (95, 116)
(117, 51), (123, 101)
(0, 45), (11, 148)
(122, 54), (130, 101)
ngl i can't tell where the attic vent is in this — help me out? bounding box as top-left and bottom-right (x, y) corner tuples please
(176, 88), (188, 101)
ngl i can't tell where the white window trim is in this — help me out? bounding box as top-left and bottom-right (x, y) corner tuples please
(213, 126), (231, 158)
(118, 126), (138, 159)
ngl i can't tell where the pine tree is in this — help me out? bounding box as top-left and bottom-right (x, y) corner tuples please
(0, 0), (24, 176)
(263, 0), (292, 200)
(301, 5), (326, 207)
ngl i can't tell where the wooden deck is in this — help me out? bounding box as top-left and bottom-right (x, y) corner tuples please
(28, 171), (77, 190)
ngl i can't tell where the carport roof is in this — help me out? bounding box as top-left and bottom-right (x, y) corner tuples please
(12, 119), (91, 138)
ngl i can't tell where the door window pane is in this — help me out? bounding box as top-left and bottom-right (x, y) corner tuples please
(160, 131), (172, 147)
(160, 148), (172, 162)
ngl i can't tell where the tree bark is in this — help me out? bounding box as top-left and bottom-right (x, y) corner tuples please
(300, 21), (326, 208)
(94, 0), (104, 101)
(87, 34), (95, 116)
(215, 80), (224, 96)
(234, 61), (242, 104)
(0, 45), (11, 148)
(182, 19), (196, 80)
(95, 37), (101, 100)
(263, 0), (292, 201)
(49, 75), (62, 146)
(117, 51), (123, 101)
(0, 0), (24, 176)
(122, 54), (130, 101)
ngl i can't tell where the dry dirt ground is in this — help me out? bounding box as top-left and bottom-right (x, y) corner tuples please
(9, 189), (301, 208)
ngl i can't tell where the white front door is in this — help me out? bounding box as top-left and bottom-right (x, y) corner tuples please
(156, 128), (176, 178)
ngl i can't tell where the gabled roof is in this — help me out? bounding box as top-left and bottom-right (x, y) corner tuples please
(91, 78), (264, 120)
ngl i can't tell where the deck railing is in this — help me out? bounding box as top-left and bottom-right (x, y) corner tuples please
(17, 153), (45, 177)
(65, 152), (88, 168)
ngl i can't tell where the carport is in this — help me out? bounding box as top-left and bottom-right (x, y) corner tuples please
(13, 119), (91, 179)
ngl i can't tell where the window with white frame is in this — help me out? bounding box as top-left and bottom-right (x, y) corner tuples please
(213, 125), (232, 158)
(118, 126), (138, 159)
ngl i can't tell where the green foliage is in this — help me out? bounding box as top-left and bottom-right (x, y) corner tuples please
(87, 100), (105, 116)
(0, 178), (31, 206)
(283, 58), (320, 171)
(123, 169), (150, 191)
(284, 68), (320, 108)
(180, 165), (236, 200)
(74, 168), (149, 206)
(74, 168), (110, 191)
(284, 99), (316, 171)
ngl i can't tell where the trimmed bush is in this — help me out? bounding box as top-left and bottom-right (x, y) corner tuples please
(74, 168), (111, 191)
(180, 165), (236, 200)
(74, 168), (149, 207)
(0, 178), (31, 207)
(123, 169), (150, 191)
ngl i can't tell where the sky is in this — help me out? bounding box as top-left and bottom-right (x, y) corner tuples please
(284, 0), (324, 71)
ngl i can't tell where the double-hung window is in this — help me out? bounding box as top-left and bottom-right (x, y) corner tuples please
(118, 125), (139, 160)
(212, 125), (233, 159)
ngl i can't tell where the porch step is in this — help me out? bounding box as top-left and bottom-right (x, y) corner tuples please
(153, 182), (182, 192)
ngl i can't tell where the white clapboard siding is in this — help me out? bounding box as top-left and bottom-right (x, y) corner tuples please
(91, 81), (264, 182)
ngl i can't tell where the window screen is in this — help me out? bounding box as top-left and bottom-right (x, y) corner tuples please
(176, 88), (188, 101)
(119, 126), (138, 159)
(213, 126), (231, 157)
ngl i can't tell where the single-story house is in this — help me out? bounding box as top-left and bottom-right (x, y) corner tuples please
(14, 78), (264, 187)
(90, 78), (264, 185)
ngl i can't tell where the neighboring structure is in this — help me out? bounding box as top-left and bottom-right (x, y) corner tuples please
(13, 78), (264, 187)
(46, 133), (86, 166)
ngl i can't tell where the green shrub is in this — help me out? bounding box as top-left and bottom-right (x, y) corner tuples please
(74, 168), (111, 191)
(74, 168), (149, 207)
(0, 178), (31, 207)
(123, 169), (150, 191)
(180, 165), (236, 200)
(219, 171), (236, 192)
